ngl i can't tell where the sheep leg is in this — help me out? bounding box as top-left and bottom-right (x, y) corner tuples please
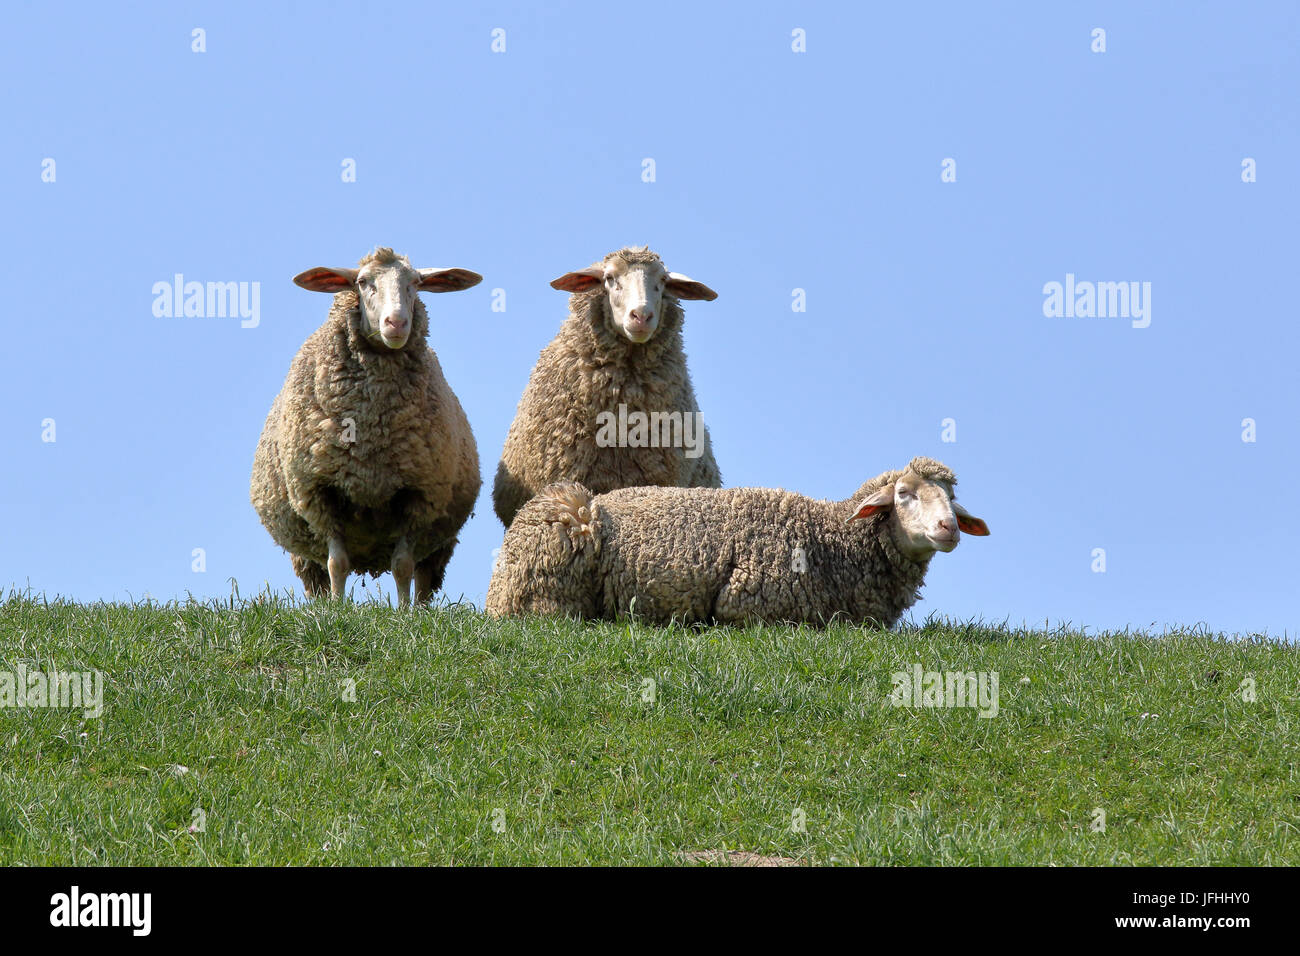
(392, 537), (415, 609)
(327, 535), (350, 600)
(291, 554), (330, 599)
(414, 542), (455, 605)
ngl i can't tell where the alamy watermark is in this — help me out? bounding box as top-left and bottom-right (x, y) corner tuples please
(891, 663), (999, 718)
(152, 274), (261, 328)
(1, 665), (103, 718)
(594, 404), (705, 459)
(50, 886), (150, 936)
(1042, 273), (1151, 329)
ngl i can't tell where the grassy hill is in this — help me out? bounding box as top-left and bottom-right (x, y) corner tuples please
(1, 591), (1295, 865)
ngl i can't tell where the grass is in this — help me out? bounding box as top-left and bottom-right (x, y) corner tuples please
(0, 589), (1296, 865)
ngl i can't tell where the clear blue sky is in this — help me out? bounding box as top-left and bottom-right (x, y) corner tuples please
(3, 2), (1296, 636)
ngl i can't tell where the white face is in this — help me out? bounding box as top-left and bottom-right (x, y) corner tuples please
(890, 477), (964, 559)
(550, 251), (718, 338)
(293, 256), (483, 349)
(848, 475), (988, 560)
(355, 259), (422, 349)
(602, 259), (668, 344)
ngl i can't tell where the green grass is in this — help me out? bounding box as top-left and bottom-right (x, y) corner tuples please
(1, 589), (1296, 865)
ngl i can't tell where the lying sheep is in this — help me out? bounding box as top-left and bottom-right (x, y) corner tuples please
(484, 457), (989, 627)
(250, 247), (482, 607)
(492, 245), (721, 527)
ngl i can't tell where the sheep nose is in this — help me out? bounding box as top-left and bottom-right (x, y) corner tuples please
(382, 314), (409, 333)
(937, 518), (956, 534)
(628, 308), (653, 326)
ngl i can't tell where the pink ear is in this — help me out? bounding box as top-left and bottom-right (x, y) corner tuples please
(665, 273), (718, 301)
(848, 502), (889, 523)
(953, 503), (989, 536)
(293, 267), (356, 293)
(418, 268), (482, 293)
(845, 486), (894, 524)
(550, 267), (604, 293)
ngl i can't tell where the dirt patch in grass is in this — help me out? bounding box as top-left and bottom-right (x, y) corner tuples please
(678, 849), (803, 867)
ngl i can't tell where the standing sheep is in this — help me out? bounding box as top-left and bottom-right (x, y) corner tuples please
(250, 247), (482, 607)
(492, 246), (721, 527)
(484, 457), (989, 627)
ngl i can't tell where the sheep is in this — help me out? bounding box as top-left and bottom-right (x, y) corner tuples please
(250, 247), (482, 607)
(492, 245), (721, 528)
(484, 456), (989, 627)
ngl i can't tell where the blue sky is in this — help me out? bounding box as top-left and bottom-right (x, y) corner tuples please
(3, 2), (1296, 636)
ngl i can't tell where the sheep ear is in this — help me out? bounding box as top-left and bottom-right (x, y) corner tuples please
(294, 267), (357, 293)
(418, 268), (482, 293)
(846, 485), (894, 525)
(551, 265), (605, 293)
(953, 502), (990, 536)
(665, 272), (718, 301)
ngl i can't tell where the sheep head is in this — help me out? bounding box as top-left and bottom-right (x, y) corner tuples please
(294, 247), (481, 350)
(551, 246), (717, 344)
(846, 457), (989, 560)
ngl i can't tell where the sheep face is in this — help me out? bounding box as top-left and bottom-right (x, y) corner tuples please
(294, 248), (482, 350)
(551, 248), (718, 345)
(847, 475), (989, 560)
(604, 257), (666, 343)
(354, 257), (425, 349)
